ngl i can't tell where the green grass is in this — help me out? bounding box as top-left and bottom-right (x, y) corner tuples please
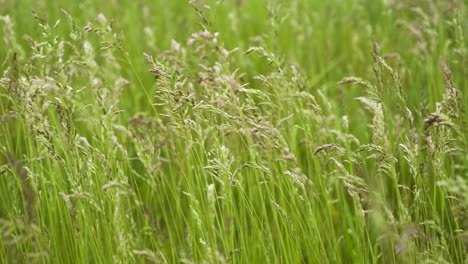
(0, 0), (467, 263)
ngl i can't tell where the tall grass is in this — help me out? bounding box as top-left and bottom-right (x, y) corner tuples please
(0, 0), (466, 263)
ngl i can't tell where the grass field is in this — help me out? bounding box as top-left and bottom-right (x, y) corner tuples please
(0, 0), (467, 263)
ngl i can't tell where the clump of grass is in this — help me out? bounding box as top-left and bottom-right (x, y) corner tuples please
(0, 1), (466, 263)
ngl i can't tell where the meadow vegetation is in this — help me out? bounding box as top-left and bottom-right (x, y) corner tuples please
(0, 0), (467, 263)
